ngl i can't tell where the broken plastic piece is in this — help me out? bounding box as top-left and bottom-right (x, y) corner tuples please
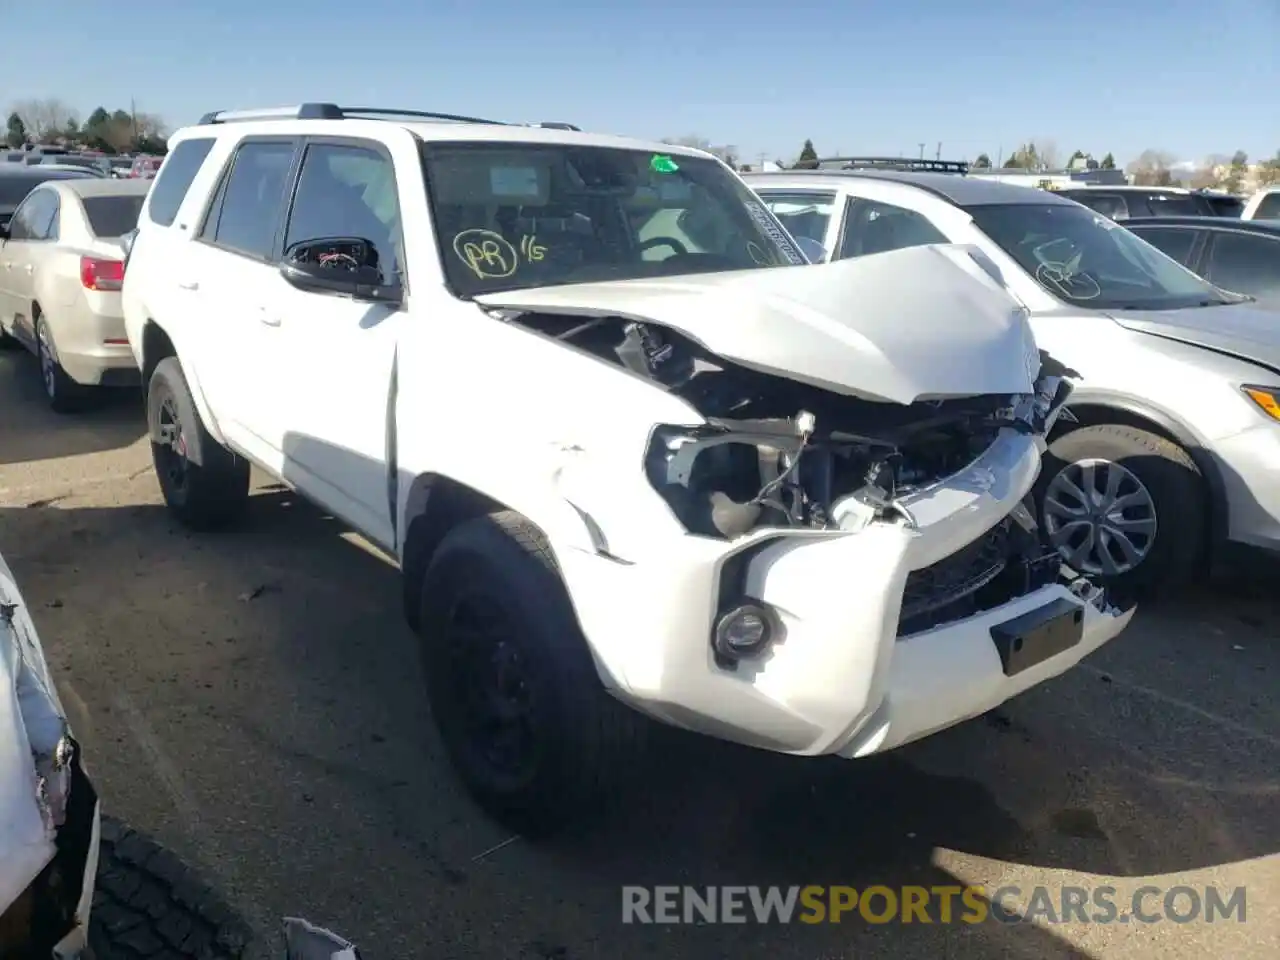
(283, 917), (361, 960)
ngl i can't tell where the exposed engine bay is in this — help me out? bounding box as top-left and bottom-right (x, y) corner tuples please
(504, 310), (1073, 540)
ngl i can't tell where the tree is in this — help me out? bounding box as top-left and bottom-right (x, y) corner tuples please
(1002, 153), (1021, 169)
(1100, 152), (1116, 170)
(794, 139), (818, 169)
(1035, 139), (1060, 170)
(1257, 151), (1280, 188)
(972, 153), (992, 169)
(5, 112), (26, 148)
(1128, 149), (1177, 186)
(1069, 149), (1086, 164)
(1005, 142), (1041, 170)
(10, 98), (78, 141)
(1221, 150), (1248, 195)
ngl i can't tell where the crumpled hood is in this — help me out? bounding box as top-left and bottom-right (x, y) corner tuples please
(475, 243), (1042, 404)
(1107, 302), (1280, 374)
(0, 551), (69, 911)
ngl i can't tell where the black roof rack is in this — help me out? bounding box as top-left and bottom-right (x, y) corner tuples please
(196, 103), (508, 126)
(814, 156), (969, 175)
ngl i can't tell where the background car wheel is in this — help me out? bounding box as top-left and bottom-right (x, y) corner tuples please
(1035, 424), (1205, 599)
(418, 510), (648, 837)
(91, 817), (253, 960)
(146, 357), (250, 530)
(34, 312), (91, 414)
(0, 323), (17, 349)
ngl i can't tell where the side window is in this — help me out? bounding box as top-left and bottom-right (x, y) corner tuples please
(1204, 233), (1280, 297)
(283, 142), (401, 283)
(147, 138), (215, 227)
(1133, 227), (1199, 267)
(1074, 193), (1130, 221)
(8, 190), (57, 241)
(1255, 193), (1280, 220)
(836, 198), (947, 259)
(1144, 193), (1199, 217)
(201, 140), (297, 259)
(755, 192), (837, 245)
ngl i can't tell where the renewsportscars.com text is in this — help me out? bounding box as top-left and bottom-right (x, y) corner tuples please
(621, 885), (1247, 925)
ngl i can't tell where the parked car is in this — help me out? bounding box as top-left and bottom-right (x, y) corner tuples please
(121, 103), (1131, 834)
(1052, 184), (1241, 220)
(1125, 216), (1280, 309)
(1241, 186), (1280, 221)
(0, 166), (98, 234)
(745, 165), (1280, 596)
(0, 549), (100, 958)
(127, 155), (163, 179)
(0, 178), (150, 410)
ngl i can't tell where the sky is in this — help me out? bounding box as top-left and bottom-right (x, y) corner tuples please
(7, 0), (1278, 168)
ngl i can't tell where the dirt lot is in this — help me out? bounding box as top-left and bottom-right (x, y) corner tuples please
(1, 349), (1278, 959)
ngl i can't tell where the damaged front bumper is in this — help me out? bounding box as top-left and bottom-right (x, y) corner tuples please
(0, 560), (99, 959)
(557, 418), (1134, 758)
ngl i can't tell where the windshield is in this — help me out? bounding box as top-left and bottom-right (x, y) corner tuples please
(0, 171), (90, 208)
(421, 142), (807, 296)
(967, 202), (1234, 310)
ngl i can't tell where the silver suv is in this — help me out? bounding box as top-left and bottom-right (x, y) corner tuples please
(746, 161), (1280, 596)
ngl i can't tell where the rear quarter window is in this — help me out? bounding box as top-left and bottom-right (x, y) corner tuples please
(146, 138), (216, 227)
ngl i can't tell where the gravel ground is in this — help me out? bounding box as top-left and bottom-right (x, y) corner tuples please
(1, 350), (1278, 959)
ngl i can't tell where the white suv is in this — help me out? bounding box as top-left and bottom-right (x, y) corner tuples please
(121, 104), (1131, 834)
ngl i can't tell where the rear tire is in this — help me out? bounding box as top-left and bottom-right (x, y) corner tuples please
(35, 312), (92, 414)
(146, 357), (249, 530)
(1035, 424), (1205, 599)
(417, 510), (648, 836)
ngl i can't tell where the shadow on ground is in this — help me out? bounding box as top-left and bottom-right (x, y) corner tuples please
(3, 490), (1276, 959)
(0, 351), (144, 465)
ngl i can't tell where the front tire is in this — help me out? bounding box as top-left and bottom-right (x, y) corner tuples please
(146, 357), (249, 530)
(1035, 424), (1205, 598)
(417, 511), (647, 836)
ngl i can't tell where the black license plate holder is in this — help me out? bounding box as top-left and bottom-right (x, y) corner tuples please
(989, 598), (1084, 677)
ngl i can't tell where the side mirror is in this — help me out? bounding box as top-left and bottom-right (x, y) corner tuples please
(279, 237), (402, 304)
(794, 236), (828, 263)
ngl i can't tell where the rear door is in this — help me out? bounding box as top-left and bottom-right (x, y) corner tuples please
(0, 188), (59, 342)
(183, 136), (301, 466)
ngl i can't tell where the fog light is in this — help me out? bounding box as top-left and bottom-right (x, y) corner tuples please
(713, 603), (775, 660)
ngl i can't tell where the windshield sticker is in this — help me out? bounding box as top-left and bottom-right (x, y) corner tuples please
(650, 154), (680, 174)
(744, 201), (806, 265)
(489, 166), (543, 199)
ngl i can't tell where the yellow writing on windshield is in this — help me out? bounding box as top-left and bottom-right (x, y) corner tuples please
(453, 229), (518, 279)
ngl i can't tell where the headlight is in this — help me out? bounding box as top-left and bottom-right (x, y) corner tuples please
(1242, 385), (1280, 422)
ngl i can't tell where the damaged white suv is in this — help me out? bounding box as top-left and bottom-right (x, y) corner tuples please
(1, 552), (99, 956)
(121, 104), (1133, 834)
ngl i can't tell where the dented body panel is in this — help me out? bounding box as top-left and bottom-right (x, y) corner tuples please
(0, 552), (98, 957)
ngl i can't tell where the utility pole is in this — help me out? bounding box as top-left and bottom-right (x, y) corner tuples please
(936, 142), (942, 161)
(130, 97), (138, 145)
(757, 151), (767, 171)
(918, 143), (925, 160)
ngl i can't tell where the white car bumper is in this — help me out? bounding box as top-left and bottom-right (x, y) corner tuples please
(558, 428), (1134, 756)
(0, 555), (99, 958)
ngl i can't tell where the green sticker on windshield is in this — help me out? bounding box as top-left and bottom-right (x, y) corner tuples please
(650, 154), (680, 174)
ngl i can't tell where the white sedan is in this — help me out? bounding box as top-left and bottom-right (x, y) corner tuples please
(0, 178), (150, 412)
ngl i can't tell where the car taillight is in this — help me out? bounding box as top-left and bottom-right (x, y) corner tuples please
(80, 256), (124, 291)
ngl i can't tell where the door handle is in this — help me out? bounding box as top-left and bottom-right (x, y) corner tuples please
(177, 280), (199, 291)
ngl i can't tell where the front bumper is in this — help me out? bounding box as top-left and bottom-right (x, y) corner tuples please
(1214, 420), (1280, 553)
(558, 427), (1133, 757)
